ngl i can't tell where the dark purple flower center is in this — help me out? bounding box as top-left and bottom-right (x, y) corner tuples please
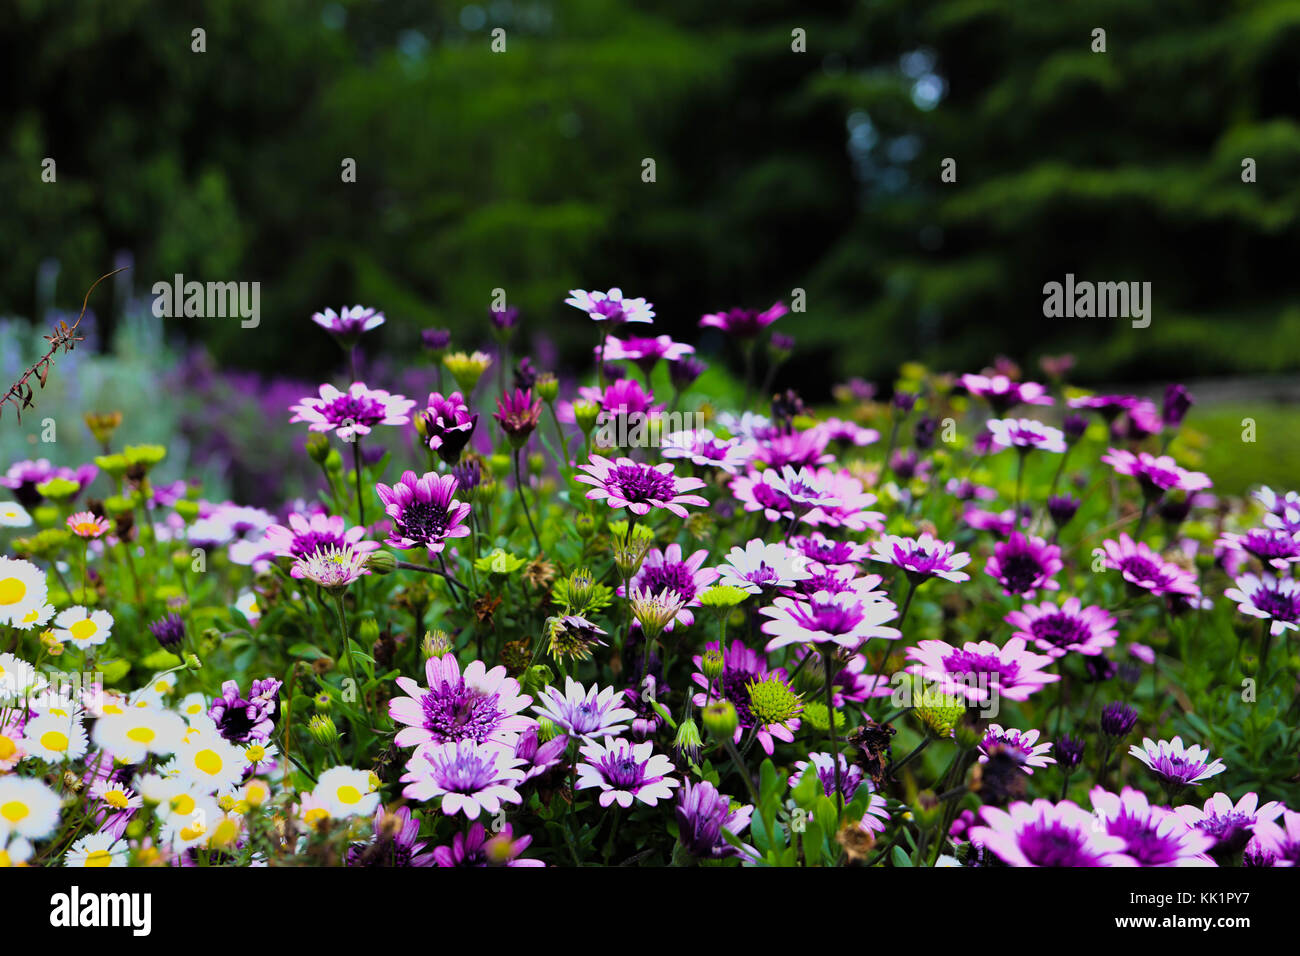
(603, 754), (646, 789)
(997, 552), (1047, 594)
(398, 500), (453, 543)
(420, 680), (504, 744)
(610, 464), (676, 503)
(1029, 612), (1089, 648)
(1019, 822), (1100, 866)
(943, 649), (1020, 684)
(1248, 585), (1300, 622)
(323, 394), (385, 427)
(290, 529), (345, 558)
(1108, 814), (1183, 866)
(638, 561), (697, 602)
(722, 667), (761, 727)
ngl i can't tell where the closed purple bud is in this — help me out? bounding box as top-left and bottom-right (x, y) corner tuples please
(1162, 383), (1193, 429)
(669, 356), (706, 391)
(1056, 734), (1085, 770)
(913, 415), (938, 450)
(1047, 494), (1080, 527)
(1100, 701), (1138, 737)
(421, 328), (451, 351)
(892, 391), (916, 413)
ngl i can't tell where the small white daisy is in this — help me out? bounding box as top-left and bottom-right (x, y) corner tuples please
(52, 606), (114, 649)
(64, 832), (128, 867)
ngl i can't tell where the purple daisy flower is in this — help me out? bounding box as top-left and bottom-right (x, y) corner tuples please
(964, 507), (1019, 536)
(208, 677), (282, 744)
(977, 725), (1056, 773)
(986, 418), (1066, 454)
(375, 470), (471, 553)
(960, 374), (1053, 413)
(790, 751), (867, 800)
(714, 539), (812, 594)
(1215, 529), (1300, 570)
(400, 740), (526, 819)
(431, 822), (542, 867)
(1101, 534), (1201, 598)
(578, 377), (664, 419)
(512, 727), (569, 783)
(389, 655), (534, 750)
(565, 287), (655, 325)
(493, 387), (543, 445)
(1067, 393), (1138, 420)
(1256, 486), (1300, 534)
(262, 512), (377, 560)
(970, 799), (1135, 867)
(620, 543), (719, 629)
(790, 532), (870, 570)
(691, 640), (800, 755)
(1129, 736), (1226, 790)
(1089, 786), (1215, 866)
(1005, 597), (1118, 658)
(820, 417), (880, 447)
(1101, 449), (1212, 496)
(799, 467), (884, 532)
(660, 429), (756, 475)
(760, 586), (901, 652)
(417, 391), (478, 464)
(601, 334), (694, 375)
(752, 429), (835, 470)
(531, 678), (636, 740)
(868, 533), (971, 584)
(1224, 573), (1300, 635)
(1173, 791), (1283, 856)
(698, 301), (787, 338)
(575, 455), (708, 518)
(907, 639), (1059, 703)
(1249, 809), (1300, 866)
(311, 305), (385, 341)
(289, 382), (415, 441)
(346, 805), (435, 867)
(675, 779), (755, 861)
(575, 737), (679, 808)
(984, 532), (1063, 597)
(1, 459), (98, 508)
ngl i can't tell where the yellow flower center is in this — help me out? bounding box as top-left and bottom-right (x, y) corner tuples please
(0, 578), (26, 606)
(84, 849), (113, 867)
(194, 749), (223, 775)
(0, 735), (16, 760)
(1, 801), (29, 823)
(104, 790), (130, 809)
(170, 794), (196, 815)
(336, 785), (362, 805)
(40, 731), (70, 752)
(126, 726), (156, 744)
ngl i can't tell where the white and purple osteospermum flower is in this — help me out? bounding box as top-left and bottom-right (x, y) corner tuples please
(289, 382), (415, 441)
(1224, 573), (1300, 635)
(970, 799), (1135, 867)
(984, 532), (1062, 597)
(869, 532), (971, 584)
(532, 678), (636, 740)
(1215, 529), (1300, 571)
(1256, 486), (1300, 533)
(790, 532), (870, 570)
(660, 429), (755, 475)
(1248, 809), (1300, 866)
(1004, 597), (1118, 658)
(575, 737), (679, 808)
(986, 418), (1066, 454)
(311, 305), (385, 338)
(263, 512), (377, 560)
(400, 740), (525, 819)
(1173, 791), (1283, 854)
(907, 638), (1059, 703)
(790, 751), (867, 801)
(601, 335), (694, 372)
(714, 539), (812, 594)
(1101, 449), (1212, 496)
(1101, 534), (1201, 598)
(620, 543), (719, 630)
(698, 302), (787, 338)
(1129, 736), (1226, 789)
(674, 779), (756, 861)
(375, 470), (471, 553)
(800, 467), (884, 532)
(761, 588), (901, 652)
(389, 655), (534, 750)
(575, 455), (708, 518)
(1089, 787), (1215, 867)
(961, 374), (1053, 413)
(978, 725), (1056, 773)
(291, 543), (372, 589)
(565, 288), (655, 325)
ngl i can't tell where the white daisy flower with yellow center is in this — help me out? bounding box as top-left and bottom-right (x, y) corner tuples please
(178, 692), (208, 721)
(89, 780), (144, 812)
(312, 765), (381, 819)
(0, 653), (40, 702)
(22, 712), (89, 763)
(161, 793), (222, 850)
(205, 809), (245, 851)
(235, 590), (262, 625)
(0, 835), (34, 867)
(175, 734), (247, 793)
(240, 778), (272, 810)
(86, 690), (131, 718)
(140, 671), (180, 700)
(52, 607), (114, 649)
(0, 558), (48, 627)
(92, 708), (187, 764)
(0, 717), (27, 772)
(296, 793), (332, 833)
(0, 502), (32, 528)
(11, 602), (54, 632)
(64, 832), (128, 868)
(243, 740), (279, 768)
(0, 777), (61, 840)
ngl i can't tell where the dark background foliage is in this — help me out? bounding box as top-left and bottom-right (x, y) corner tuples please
(5, 0), (1300, 395)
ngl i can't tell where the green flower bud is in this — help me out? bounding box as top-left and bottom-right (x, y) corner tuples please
(307, 714), (338, 746)
(572, 400), (601, 435)
(673, 718), (703, 763)
(535, 373), (559, 403)
(36, 478), (79, 502)
(422, 630), (452, 658)
(124, 444), (167, 469)
(702, 648), (725, 684)
(94, 454), (130, 478)
(488, 454), (511, 478)
(305, 432), (331, 464)
(701, 700), (739, 740)
(313, 692), (332, 712)
(358, 617), (381, 645)
(366, 550), (397, 575)
(184, 654), (203, 671)
(324, 449), (344, 474)
(173, 498), (200, 522)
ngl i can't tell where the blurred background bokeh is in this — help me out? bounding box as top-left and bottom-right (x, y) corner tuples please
(4, 0), (1299, 496)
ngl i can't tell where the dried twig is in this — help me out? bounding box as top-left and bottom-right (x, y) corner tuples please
(1, 267), (127, 424)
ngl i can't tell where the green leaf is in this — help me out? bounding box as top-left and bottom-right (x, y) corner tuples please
(891, 845), (913, 867)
